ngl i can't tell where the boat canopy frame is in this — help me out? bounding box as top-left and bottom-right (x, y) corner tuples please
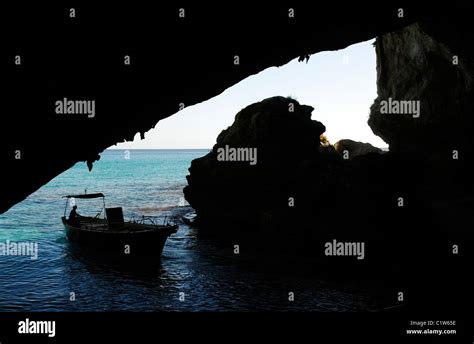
(62, 192), (180, 229)
(63, 193), (106, 217)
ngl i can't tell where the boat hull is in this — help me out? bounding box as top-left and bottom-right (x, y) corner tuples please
(62, 217), (178, 257)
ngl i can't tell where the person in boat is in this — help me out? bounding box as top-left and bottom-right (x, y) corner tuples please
(68, 205), (81, 227)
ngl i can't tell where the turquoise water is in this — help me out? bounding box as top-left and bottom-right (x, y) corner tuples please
(0, 150), (376, 311)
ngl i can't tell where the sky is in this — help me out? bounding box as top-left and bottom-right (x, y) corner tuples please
(112, 39), (387, 149)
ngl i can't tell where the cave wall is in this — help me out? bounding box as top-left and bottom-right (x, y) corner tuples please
(2, 4), (472, 213)
(368, 22), (474, 154)
(367, 19), (474, 235)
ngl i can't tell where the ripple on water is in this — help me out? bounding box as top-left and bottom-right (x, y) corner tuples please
(0, 209), (379, 312)
(0, 151), (380, 311)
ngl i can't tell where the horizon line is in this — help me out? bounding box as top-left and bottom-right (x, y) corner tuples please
(107, 148), (212, 150)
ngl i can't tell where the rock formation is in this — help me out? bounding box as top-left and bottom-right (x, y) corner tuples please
(334, 139), (384, 159)
(184, 96), (329, 234)
(184, 96), (397, 243)
(368, 23), (474, 155)
(2, 4), (460, 214)
(183, 15), (474, 309)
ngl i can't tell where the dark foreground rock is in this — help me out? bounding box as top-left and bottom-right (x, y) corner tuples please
(184, 96), (328, 233)
(334, 139), (384, 159)
(184, 99), (474, 311)
(184, 96), (422, 245)
(368, 23), (474, 155)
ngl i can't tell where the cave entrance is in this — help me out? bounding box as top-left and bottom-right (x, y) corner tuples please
(0, 39), (387, 220)
(112, 38), (386, 151)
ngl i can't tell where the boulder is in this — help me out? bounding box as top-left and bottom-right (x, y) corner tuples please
(184, 96), (329, 235)
(334, 139), (384, 159)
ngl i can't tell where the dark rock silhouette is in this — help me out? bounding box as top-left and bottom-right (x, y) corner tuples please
(334, 139), (384, 159)
(184, 93), (474, 311)
(184, 96), (401, 249)
(184, 96), (327, 233)
(369, 23), (474, 155)
(3, 4), (467, 214)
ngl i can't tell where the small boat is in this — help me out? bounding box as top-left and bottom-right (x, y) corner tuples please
(61, 193), (178, 257)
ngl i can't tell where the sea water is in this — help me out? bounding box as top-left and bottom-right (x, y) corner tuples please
(0, 149), (376, 311)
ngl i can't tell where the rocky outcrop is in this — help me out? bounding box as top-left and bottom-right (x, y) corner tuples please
(184, 96), (330, 234)
(368, 23), (474, 154)
(334, 139), (383, 159)
(184, 97), (407, 241)
(179, 8), (474, 311)
(183, 94), (449, 299)
(367, 23), (474, 240)
(185, 77), (474, 310)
